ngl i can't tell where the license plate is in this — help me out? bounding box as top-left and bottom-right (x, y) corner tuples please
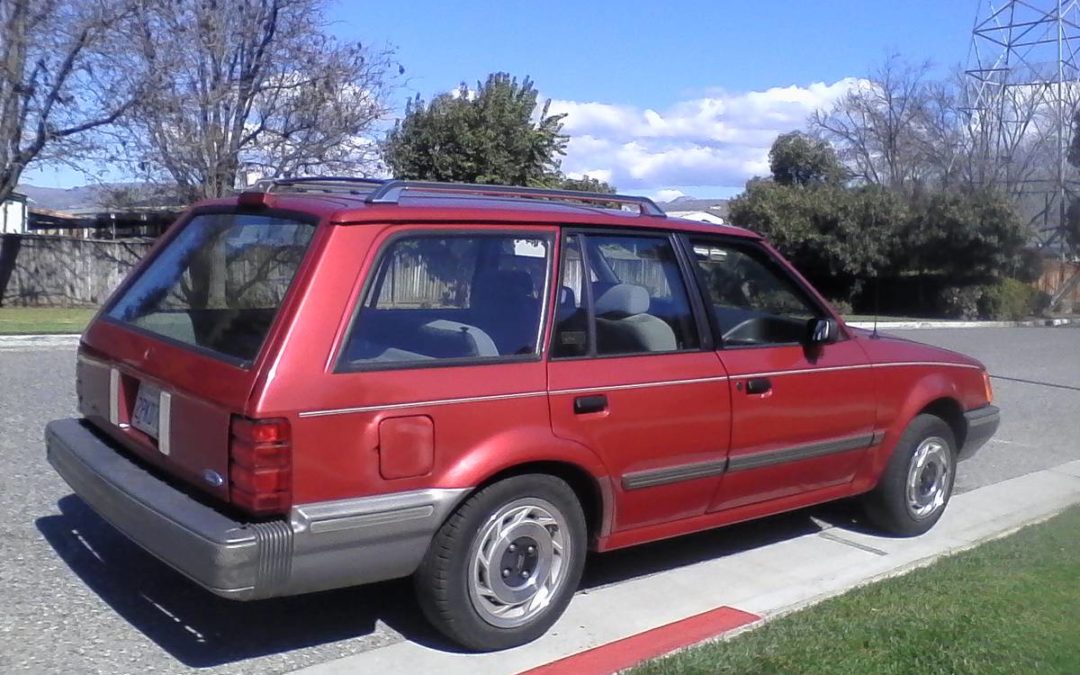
(131, 383), (162, 439)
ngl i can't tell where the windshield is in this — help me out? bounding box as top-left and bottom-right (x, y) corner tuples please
(106, 212), (315, 364)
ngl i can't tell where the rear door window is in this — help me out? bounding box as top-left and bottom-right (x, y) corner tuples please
(552, 233), (700, 357)
(106, 212), (315, 364)
(342, 232), (552, 368)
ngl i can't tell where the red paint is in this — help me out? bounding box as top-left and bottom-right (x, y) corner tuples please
(519, 606), (761, 675)
(75, 188), (993, 540)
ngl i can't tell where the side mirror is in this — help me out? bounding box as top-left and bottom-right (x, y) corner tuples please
(806, 317), (839, 345)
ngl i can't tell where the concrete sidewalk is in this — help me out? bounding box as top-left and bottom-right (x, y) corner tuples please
(297, 460), (1080, 675)
(846, 317), (1075, 330)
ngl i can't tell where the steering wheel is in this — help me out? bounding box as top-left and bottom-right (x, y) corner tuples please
(721, 318), (761, 344)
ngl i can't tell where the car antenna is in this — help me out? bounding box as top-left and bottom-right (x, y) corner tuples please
(871, 273), (880, 339)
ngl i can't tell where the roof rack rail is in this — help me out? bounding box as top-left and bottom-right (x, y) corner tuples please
(364, 180), (667, 217)
(253, 176), (388, 195)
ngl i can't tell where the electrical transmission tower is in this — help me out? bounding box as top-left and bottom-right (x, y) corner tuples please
(966, 0), (1080, 256)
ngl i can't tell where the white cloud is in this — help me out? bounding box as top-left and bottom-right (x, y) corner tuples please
(549, 78), (860, 192)
(653, 188), (686, 202)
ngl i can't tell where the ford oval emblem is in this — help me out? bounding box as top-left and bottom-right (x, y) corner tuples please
(202, 469), (225, 487)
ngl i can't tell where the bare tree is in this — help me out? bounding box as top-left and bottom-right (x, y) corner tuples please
(0, 0), (149, 203)
(811, 55), (935, 193)
(119, 0), (400, 201)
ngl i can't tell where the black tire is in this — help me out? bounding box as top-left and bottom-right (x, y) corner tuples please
(413, 474), (587, 651)
(863, 414), (957, 537)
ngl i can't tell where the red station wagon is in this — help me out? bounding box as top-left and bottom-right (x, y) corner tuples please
(47, 178), (1000, 650)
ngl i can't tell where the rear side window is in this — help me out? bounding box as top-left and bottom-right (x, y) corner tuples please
(343, 232), (552, 368)
(106, 212), (315, 364)
(552, 233), (700, 357)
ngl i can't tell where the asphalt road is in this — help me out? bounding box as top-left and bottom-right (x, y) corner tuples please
(1, 327), (1077, 674)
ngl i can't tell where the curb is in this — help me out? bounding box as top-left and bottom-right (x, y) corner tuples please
(518, 607), (761, 675)
(846, 317), (1075, 330)
(0, 334), (80, 351)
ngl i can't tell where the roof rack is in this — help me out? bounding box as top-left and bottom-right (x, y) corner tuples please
(364, 180), (667, 217)
(246, 177), (667, 217)
(255, 176), (387, 195)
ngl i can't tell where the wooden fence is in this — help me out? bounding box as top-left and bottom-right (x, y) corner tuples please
(1037, 258), (1080, 312)
(0, 234), (153, 307)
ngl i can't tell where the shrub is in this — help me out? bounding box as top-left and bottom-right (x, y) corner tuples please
(940, 279), (1038, 320)
(939, 285), (985, 320)
(982, 278), (1038, 320)
(828, 297), (853, 316)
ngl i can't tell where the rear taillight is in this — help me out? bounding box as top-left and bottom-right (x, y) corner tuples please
(229, 416), (292, 515)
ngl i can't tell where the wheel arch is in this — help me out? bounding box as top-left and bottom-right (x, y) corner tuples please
(472, 460), (611, 547)
(438, 427), (614, 547)
(918, 397), (966, 450)
(857, 372), (965, 491)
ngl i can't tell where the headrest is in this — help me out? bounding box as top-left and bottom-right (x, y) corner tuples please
(594, 284), (650, 316)
(558, 285), (577, 308)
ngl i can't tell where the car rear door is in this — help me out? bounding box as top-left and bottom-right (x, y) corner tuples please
(680, 235), (878, 513)
(546, 230), (731, 534)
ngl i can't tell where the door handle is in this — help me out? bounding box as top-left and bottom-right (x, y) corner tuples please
(574, 394), (608, 414)
(745, 378), (772, 395)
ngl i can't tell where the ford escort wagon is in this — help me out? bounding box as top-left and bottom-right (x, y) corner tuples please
(46, 178), (1000, 650)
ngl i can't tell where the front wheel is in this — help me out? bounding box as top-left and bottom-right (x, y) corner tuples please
(863, 414), (957, 536)
(414, 474), (587, 651)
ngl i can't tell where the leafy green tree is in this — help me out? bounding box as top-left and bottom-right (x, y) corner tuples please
(383, 73), (569, 187)
(553, 174), (616, 193)
(1062, 110), (1080, 253)
(769, 132), (847, 187)
(902, 188), (1027, 283)
(732, 133), (1028, 310)
(728, 179), (903, 301)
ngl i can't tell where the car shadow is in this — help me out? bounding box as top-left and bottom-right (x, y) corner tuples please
(36, 495), (457, 667)
(38, 494), (870, 667)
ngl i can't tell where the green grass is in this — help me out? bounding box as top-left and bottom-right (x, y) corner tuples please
(634, 505), (1080, 675)
(0, 307), (96, 334)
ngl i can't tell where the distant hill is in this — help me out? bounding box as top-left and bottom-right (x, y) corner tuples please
(16, 183), (183, 213)
(657, 196), (730, 223)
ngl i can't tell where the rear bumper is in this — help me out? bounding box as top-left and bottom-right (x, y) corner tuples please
(46, 418), (467, 600)
(959, 405), (1000, 461)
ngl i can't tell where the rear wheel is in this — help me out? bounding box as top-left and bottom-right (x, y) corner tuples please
(414, 474), (587, 651)
(863, 414), (956, 536)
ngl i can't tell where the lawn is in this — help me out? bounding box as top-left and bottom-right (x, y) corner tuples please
(634, 505), (1080, 675)
(0, 307), (96, 335)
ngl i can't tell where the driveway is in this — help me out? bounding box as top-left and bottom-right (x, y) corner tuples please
(1, 327), (1076, 674)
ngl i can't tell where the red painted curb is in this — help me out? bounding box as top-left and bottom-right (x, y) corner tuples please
(519, 605), (761, 675)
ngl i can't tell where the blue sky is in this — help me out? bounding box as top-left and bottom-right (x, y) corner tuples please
(24, 0), (980, 199)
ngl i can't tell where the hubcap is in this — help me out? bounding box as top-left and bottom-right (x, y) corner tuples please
(467, 498), (570, 628)
(906, 436), (952, 520)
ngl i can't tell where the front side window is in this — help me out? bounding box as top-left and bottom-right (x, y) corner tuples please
(344, 232), (551, 367)
(106, 212), (315, 364)
(689, 238), (821, 347)
(552, 232), (700, 357)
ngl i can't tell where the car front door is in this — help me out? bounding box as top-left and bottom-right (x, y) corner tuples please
(546, 231), (732, 534)
(681, 235), (878, 513)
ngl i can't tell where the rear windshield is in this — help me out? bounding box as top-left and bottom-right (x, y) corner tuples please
(106, 212), (315, 364)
